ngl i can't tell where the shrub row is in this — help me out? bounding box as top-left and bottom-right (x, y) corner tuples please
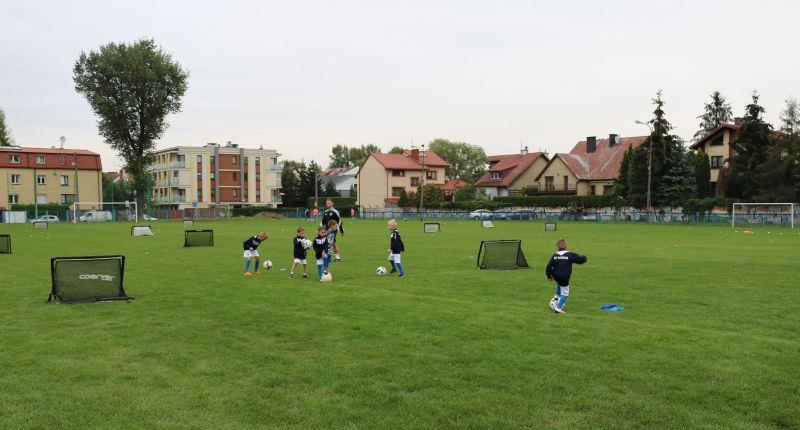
(439, 196), (739, 213)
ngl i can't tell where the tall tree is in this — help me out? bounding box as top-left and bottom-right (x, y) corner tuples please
(694, 91), (733, 141)
(612, 146), (633, 197)
(729, 92), (774, 199)
(328, 144), (351, 168)
(658, 145), (696, 206)
(692, 151), (712, 197)
(0, 108), (13, 146)
(428, 138), (487, 181)
(328, 144), (381, 168)
(280, 161), (304, 207)
(389, 146), (404, 154)
(349, 144), (381, 166)
(756, 97), (799, 201)
(73, 39), (189, 219)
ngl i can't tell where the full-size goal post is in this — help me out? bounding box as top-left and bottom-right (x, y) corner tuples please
(731, 203), (795, 229)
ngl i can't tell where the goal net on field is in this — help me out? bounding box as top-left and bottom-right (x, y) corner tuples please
(731, 203), (795, 229)
(0, 234), (10, 254)
(477, 240), (530, 270)
(482, 220), (495, 228)
(423, 222), (441, 233)
(71, 201), (138, 223)
(48, 255), (132, 303)
(184, 229), (214, 247)
(131, 226), (153, 236)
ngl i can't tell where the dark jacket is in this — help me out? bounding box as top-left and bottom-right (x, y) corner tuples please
(390, 229), (404, 254)
(243, 236), (263, 251)
(321, 208), (344, 235)
(545, 250), (587, 286)
(312, 235), (329, 260)
(293, 236), (307, 259)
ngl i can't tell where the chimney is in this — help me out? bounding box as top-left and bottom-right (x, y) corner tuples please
(409, 148), (420, 161)
(609, 133), (619, 147)
(521, 145), (529, 156)
(586, 136), (597, 153)
(734, 117), (743, 126)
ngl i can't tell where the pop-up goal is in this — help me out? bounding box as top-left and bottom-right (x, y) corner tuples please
(0, 234), (11, 254)
(48, 255), (132, 303)
(131, 226), (153, 236)
(184, 229), (214, 247)
(33, 221), (48, 229)
(544, 222), (557, 231)
(424, 222), (441, 233)
(477, 240), (530, 270)
(481, 220), (495, 228)
(183, 219), (194, 227)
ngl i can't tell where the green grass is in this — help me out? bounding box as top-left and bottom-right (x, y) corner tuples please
(1, 218), (799, 429)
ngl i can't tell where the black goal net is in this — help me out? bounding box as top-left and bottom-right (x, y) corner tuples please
(49, 255), (132, 303)
(0, 234), (10, 254)
(477, 240), (530, 270)
(185, 229), (214, 247)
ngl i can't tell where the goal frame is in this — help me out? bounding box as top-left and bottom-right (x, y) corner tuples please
(423, 222), (441, 233)
(71, 201), (138, 223)
(731, 203), (795, 229)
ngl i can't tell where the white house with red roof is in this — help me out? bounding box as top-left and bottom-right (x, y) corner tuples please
(534, 134), (647, 196)
(356, 149), (449, 208)
(474, 147), (549, 198)
(318, 166), (359, 197)
(689, 119), (742, 194)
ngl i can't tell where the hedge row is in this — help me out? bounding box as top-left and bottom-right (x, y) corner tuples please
(10, 204), (71, 216)
(439, 196), (738, 213)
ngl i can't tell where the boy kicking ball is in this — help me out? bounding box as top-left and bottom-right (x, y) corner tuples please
(387, 219), (405, 277)
(290, 226), (309, 279)
(243, 231), (269, 276)
(545, 238), (587, 313)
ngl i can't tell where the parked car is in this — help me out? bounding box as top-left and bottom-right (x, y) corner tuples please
(469, 209), (494, 220)
(30, 215), (59, 223)
(127, 214), (158, 221)
(508, 209), (537, 220)
(492, 209), (513, 220)
(79, 210), (113, 222)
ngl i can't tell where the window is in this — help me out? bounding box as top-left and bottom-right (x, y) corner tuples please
(256, 189), (261, 202)
(392, 170), (405, 177)
(271, 157), (278, 165)
(60, 155), (66, 164)
(37, 175), (46, 185)
(60, 175), (69, 186)
(255, 173), (260, 182)
(60, 194), (76, 204)
(36, 194), (47, 204)
(710, 136), (724, 146)
(196, 155), (202, 163)
(10, 174), (20, 185)
(603, 185), (613, 195)
(197, 189), (203, 202)
(244, 172), (248, 182)
(8, 194), (19, 204)
(232, 189), (238, 198)
(244, 157), (248, 164)
(36, 155), (46, 164)
(590, 185), (596, 196)
(563, 176), (569, 190)
(392, 187), (405, 197)
(210, 172), (216, 180)
(10, 155), (20, 163)
(426, 170), (437, 180)
(244, 189), (249, 199)
(410, 177), (420, 187)
(210, 156), (216, 164)
(710, 156), (724, 168)
(545, 176), (554, 190)
(490, 171), (502, 180)
(233, 172), (239, 182)
(271, 189), (280, 201)
(196, 172), (202, 180)
(255, 157), (261, 166)
(232, 156), (237, 164)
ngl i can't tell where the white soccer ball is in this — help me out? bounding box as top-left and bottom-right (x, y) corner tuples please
(321, 273), (333, 283)
(376, 266), (387, 275)
(263, 260), (273, 270)
(302, 239), (313, 249)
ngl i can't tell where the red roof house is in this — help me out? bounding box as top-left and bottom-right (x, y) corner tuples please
(474, 148), (549, 198)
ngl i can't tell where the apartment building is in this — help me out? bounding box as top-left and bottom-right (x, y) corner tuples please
(0, 146), (102, 209)
(149, 142), (282, 209)
(357, 149), (449, 208)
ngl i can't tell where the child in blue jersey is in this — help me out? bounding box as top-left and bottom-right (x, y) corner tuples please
(545, 238), (587, 313)
(242, 231), (268, 276)
(325, 220), (338, 266)
(312, 226), (331, 281)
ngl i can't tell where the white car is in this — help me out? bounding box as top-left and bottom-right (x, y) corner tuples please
(469, 209), (494, 220)
(127, 214), (158, 221)
(30, 215), (59, 223)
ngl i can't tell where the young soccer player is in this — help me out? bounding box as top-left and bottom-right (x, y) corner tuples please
(312, 226), (331, 281)
(545, 238), (587, 313)
(290, 227), (309, 279)
(386, 219), (405, 277)
(242, 231), (269, 276)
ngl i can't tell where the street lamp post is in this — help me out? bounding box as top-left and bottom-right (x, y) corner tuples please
(635, 120), (654, 216)
(419, 144), (425, 221)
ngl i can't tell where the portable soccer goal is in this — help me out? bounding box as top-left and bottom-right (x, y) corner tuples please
(131, 225), (153, 237)
(184, 229), (214, 247)
(482, 220), (495, 228)
(33, 221), (48, 229)
(544, 222), (557, 231)
(48, 255), (132, 303)
(731, 203), (795, 228)
(423, 222), (441, 233)
(477, 240), (530, 270)
(183, 219), (194, 227)
(0, 234), (11, 254)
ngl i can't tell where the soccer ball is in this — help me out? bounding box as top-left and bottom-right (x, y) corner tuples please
(376, 266), (387, 275)
(263, 260), (273, 270)
(549, 298), (558, 311)
(302, 239), (313, 249)
(321, 273), (333, 283)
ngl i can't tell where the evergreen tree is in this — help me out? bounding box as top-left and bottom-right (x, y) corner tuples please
(0, 108), (13, 146)
(322, 178), (340, 197)
(397, 189), (410, 207)
(612, 146), (632, 197)
(756, 97), (799, 201)
(694, 91), (733, 141)
(658, 146), (696, 206)
(348, 184), (357, 200)
(730, 92), (774, 199)
(692, 151), (712, 197)
(280, 161), (304, 207)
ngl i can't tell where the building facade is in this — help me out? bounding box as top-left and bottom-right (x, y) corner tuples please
(689, 120), (741, 194)
(534, 134), (647, 196)
(474, 148), (549, 198)
(357, 149), (448, 208)
(149, 143), (282, 209)
(318, 166), (359, 197)
(0, 146), (103, 209)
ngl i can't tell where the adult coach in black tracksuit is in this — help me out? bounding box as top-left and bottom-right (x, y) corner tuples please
(320, 198), (344, 261)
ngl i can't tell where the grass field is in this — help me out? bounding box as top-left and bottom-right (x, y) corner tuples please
(1, 218), (799, 429)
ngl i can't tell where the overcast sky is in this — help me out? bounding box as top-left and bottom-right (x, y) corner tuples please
(2, 0), (799, 170)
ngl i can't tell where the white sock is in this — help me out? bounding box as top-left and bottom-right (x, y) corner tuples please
(336, 253), (341, 259)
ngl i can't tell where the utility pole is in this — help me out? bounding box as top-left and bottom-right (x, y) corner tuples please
(419, 144), (425, 221)
(635, 120), (654, 217)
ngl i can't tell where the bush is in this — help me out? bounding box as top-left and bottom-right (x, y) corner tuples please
(493, 195), (618, 208)
(11, 204), (70, 217)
